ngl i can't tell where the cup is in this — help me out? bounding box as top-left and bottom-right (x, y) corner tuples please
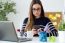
(27, 31), (33, 38)
(38, 31), (47, 42)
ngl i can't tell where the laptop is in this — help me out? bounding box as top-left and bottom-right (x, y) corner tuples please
(0, 21), (32, 42)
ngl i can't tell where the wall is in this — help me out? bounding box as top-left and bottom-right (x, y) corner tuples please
(6, 0), (64, 30)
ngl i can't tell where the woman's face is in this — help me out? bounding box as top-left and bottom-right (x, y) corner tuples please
(32, 4), (41, 18)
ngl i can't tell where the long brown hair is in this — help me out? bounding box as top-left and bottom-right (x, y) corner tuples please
(25, 0), (45, 31)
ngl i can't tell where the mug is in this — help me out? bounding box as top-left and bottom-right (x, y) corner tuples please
(38, 31), (47, 42)
(27, 31), (33, 38)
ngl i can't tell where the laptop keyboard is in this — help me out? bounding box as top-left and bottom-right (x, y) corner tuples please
(19, 38), (32, 42)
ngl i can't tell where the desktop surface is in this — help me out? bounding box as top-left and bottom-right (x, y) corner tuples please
(0, 31), (65, 43)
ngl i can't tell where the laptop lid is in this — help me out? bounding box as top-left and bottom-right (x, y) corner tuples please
(0, 21), (18, 42)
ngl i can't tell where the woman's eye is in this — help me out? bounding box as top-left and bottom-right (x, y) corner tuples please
(32, 8), (41, 11)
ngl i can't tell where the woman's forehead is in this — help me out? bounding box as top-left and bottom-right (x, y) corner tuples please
(32, 4), (41, 8)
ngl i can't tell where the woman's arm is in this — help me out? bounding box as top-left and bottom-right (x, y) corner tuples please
(20, 18), (28, 36)
(22, 18), (28, 30)
(46, 18), (58, 36)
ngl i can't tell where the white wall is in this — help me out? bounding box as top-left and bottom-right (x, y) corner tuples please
(6, 0), (64, 30)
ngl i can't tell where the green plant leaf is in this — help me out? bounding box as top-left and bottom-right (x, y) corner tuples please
(0, 1), (16, 21)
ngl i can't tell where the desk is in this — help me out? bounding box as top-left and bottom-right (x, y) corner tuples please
(0, 31), (65, 43)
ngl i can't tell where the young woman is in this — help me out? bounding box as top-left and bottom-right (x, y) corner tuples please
(21, 0), (58, 37)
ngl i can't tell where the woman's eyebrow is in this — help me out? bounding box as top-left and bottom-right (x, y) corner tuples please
(33, 7), (41, 9)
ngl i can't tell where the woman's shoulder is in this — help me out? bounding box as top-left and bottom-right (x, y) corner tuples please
(43, 17), (52, 25)
(44, 17), (51, 21)
(44, 17), (53, 25)
(23, 17), (28, 23)
(24, 17), (28, 21)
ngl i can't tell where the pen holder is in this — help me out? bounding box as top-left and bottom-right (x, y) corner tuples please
(38, 31), (47, 42)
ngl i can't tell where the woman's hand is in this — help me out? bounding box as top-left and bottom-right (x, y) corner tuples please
(32, 28), (38, 35)
(37, 28), (44, 32)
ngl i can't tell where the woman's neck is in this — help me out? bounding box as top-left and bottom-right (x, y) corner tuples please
(35, 16), (40, 19)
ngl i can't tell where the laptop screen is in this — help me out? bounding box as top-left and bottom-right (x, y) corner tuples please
(0, 21), (18, 42)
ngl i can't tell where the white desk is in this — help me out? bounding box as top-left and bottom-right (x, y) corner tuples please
(0, 31), (65, 43)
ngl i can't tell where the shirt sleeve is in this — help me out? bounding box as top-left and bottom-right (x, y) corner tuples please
(46, 18), (55, 31)
(47, 19), (58, 36)
(22, 18), (28, 30)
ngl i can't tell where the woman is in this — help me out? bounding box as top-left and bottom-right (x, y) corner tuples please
(21, 0), (58, 37)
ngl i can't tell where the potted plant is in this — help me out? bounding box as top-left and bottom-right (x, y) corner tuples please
(0, 1), (16, 21)
(58, 20), (65, 31)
